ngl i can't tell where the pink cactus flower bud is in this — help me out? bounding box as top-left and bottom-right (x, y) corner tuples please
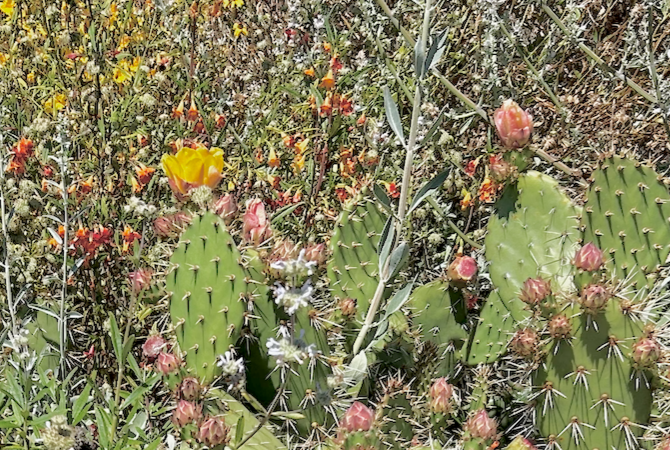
(465, 410), (497, 440)
(142, 335), (166, 359)
(548, 314), (572, 339)
(180, 377), (201, 401)
(242, 198), (271, 246)
(447, 256), (478, 284)
(573, 243), (603, 272)
(656, 437), (670, 450)
(153, 212), (192, 238)
(632, 337), (661, 367)
(494, 99), (534, 149)
(172, 400), (202, 428)
(304, 243), (327, 266)
(507, 436), (537, 450)
(429, 378), (454, 413)
(510, 328), (539, 358)
(489, 154), (515, 181)
(579, 285), (610, 312)
(340, 401), (374, 432)
(155, 352), (180, 374)
(214, 194), (237, 224)
(519, 277), (551, 305)
(339, 297), (357, 317)
(128, 268), (153, 294)
(197, 417), (231, 447)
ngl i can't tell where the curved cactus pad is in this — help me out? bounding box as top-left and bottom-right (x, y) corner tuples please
(469, 172), (580, 364)
(168, 212), (249, 382)
(534, 302), (652, 450)
(582, 156), (670, 289)
(328, 196), (387, 323)
(410, 280), (468, 351)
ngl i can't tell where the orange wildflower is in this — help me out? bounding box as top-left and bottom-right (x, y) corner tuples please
(385, 182), (400, 199)
(339, 95), (354, 116)
(136, 163), (155, 185)
(215, 114), (226, 129)
(323, 42), (332, 52)
(357, 113), (367, 126)
(172, 99), (185, 118)
(122, 226), (141, 253)
(330, 55), (343, 73)
(294, 139), (309, 154)
(319, 69), (335, 90)
(282, 135), (295, 148)
(79, 175), (94, 195)
(268, 148), (280, 168)
(186, 102), (199, 122)
(464, 157), (481, 177)
(304, 67), (315, 77)
(255, 148), (264, 164)
(460, 190), (474, 210)
(320, 95), (332, 116)
(478, 177), (496, 203)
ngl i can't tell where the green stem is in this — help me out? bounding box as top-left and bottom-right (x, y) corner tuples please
(541, 2), (657, 104)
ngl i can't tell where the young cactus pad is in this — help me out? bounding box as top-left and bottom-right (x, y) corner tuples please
(468, 172), (580, 364)
(328, 196), (387, 323)
(167, 212), (249, 382)
(582, 156), (670, 289)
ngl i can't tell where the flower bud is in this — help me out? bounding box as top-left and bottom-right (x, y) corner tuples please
(507, 436), (537, 450)
(573, 243), (603, 272)
(494, 100), (533, 149)
(548, 314), (571, 339)
(142, 335), (166, 359)
(510, 328), (539, 358)
(172, 400), (202, 428)
(579, 284), (610, 312)
(198, 417), (231, 447)
(155, 352), (180, 375)
(339, 297), (357, 317)
(340, 401), (374, 432)
(243, 198), (271, 246)
(214, 194), (237, 224)
(632, 337), (661, 367)
(519, 277), (551, 305)
(429, 378), (454, 413)
(128, 269), (153, 294)
(464, 410), (497, 440)
(180, 377), (201, 401)
(447, 256), (478, 284)
(304, 243), (327, 266)
(153, 212), (192, 238)
(489, 154), (514, 181)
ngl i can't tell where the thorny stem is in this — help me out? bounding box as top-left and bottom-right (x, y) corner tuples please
(352, 0), (431, 356)
(541, 2), (658, 104)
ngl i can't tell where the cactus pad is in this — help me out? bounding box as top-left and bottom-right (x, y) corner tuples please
(469, 172), (580, 364)
(167, 212), (249, 382)
(582, 156), (670, 289)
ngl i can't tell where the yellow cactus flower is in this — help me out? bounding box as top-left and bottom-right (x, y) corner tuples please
(161, 145), (224, 196)
(0, 0), (15, 16)
(44, 93), (67, 114)
(233, 23), (247, 38)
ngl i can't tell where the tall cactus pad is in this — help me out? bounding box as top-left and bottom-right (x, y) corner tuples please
(219, 392), (288, 449)
(582, 157), (670, 289)
(469, 172), (580, 364)
(534, 301), (653, 450)
(168, 212), (249, 382)
(410, 280), (467, 373)
(328, 197), (387, 322)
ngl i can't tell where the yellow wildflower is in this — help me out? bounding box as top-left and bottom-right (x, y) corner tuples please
(292, 152), (306, 173)
(319, 69), (335, 90)
(113, 67), (128, 84)
(161, 145), (224, 196)
(44, 94), (67, 114)
(294, 139), (309, 154)
(26, 72), (35, 83)
(0, 0), (15, 16)
(460, 189), (473, 210)
(268, 148), (280, 168)
(233, 23), (247, 38)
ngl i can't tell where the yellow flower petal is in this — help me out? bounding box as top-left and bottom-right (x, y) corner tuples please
(0, 0), (15, 16)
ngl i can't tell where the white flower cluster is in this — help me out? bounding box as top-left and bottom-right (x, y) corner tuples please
(266, 329), (321, 371)
(217, 350), (246, 391)
(124, 196), (158, 217)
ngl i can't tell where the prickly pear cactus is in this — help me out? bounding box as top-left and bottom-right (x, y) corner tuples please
(327, 196), (387, 325)
(167, 212), (250, 382)
(468, 172), (580, 364)
(582, 156), (670, 289)
(410, 280), (468, 375)
(219, 392), (288, 450)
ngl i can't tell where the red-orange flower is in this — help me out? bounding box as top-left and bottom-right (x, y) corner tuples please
(136, 163), (155, 185)
(478, 177), (496, 203)
(7, 138), (35, 175)
(319, 69), (335, 90)
(122, 226), (141, 253)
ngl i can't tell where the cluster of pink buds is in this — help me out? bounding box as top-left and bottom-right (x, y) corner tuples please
(153, 212), (192, 238)
(214, 193), (237, 224)
(197, 417), (231, 447)
(519, 277), (551, 305)
(632, 337), (661, 367)
(179, 377), (201, 401)
(464, 410), (497, 440)
(142, 335), (166, 360)
(128, 268), (153, 294)
(548, 314), (572, 339)
(172, 399), (202, 427)
(579, 284), (610, 312)
(242, 198), (271, 246)
(429, 378), (454, 413)
(155, 352), (180, 375)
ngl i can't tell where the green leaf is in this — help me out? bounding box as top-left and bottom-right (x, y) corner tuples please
(72, 383), (92, 425)
(377, 216), (395, 273)
(271, 202), (303, 225)
(94, 405), (113, 449)
(235, 415), (245, 444)
(424, 30), (449, 72)
(414, 38), (426, 78)
(387, 242), (409, 280)
(383, 87), (405, 146)
(120, 376), (160, 411)
(381, 281), (415, 322)
(373, 184), (392, 213)
(408, 169), (449, 214)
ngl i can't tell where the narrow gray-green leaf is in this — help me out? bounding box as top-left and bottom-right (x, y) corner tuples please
(387, 242), (409, 280)
(378, 216), (395, 272)
(72, 383), (92, 425)
(108, 313), (123, 365)
(235, 416), (245, 444)
(381, 281), (415, 322)
(425, 30), (449, 72)
(408, 169), (449, 214)
(373, 184), (392, 213)
(421, 104), (449, 145)
(383, 87), (405, 146)
(414, 38), (426, 78)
